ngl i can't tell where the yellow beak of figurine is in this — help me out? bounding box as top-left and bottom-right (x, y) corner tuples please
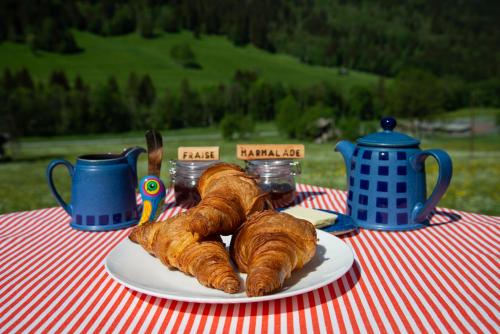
(138, 200), (152, 226)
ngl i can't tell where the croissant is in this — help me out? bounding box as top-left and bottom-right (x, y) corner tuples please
(197, 163), (264, 212)
(128, 163), (269, 294)
(230, 210), (317, 297)
(129, 213), (240, 293)
(187, 163), (269, 236)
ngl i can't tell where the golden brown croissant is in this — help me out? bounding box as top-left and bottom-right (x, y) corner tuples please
(129, 213), (240, 293)
(197, 163), (265, 212)
(230, 210), (317, 297)
(186, 163), (269, 236)
(128, 163), (270, 294)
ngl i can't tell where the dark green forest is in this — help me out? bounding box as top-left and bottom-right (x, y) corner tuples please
(1, 0), (499, 139)
(2, 0), (499, 79)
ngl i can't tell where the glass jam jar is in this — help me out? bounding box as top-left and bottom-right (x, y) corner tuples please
(245, 159), (301, 208)
(169, 160), (218, 207)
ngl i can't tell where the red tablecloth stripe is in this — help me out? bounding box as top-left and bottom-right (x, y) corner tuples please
(0, 184), (499, 333)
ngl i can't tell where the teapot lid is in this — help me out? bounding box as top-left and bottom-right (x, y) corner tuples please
(357, 117), (420, 147)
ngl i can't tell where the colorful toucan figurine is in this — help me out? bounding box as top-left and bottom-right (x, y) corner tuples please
(138, 175), (166, 225)
(138, 130), (166, 225)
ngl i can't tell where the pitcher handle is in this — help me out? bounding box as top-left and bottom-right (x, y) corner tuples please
(410, 149), (453, 223)
(46, 159), (74, 215)
(123, 147), (147, 188)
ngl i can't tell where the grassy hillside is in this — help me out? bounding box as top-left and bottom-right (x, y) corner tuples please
(0, 30), (380, 92)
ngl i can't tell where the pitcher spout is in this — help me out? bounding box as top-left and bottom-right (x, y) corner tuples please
(335, 140), (355, 171)
(123, 147), (146, 187)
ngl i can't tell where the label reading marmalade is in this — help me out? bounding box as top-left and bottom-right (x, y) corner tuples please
(236, 144), (305, 160)
(178, 146), (219, 161)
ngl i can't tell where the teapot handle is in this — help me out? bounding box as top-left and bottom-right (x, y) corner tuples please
(410, 149), (453, 223)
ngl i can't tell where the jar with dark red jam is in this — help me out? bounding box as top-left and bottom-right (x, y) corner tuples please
(169, 160), (218, 207)
(245, 159), (301, 208)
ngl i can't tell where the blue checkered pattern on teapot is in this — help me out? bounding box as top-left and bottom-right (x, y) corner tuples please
(336, 117), (453, 231)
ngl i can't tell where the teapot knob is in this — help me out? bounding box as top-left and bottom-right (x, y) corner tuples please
(381, 117), (397, 131)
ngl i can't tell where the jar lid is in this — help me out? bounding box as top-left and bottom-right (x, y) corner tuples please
(170, 160), (219, 177)
(357, 117), (420, 147)
(246, 159), (301, 177)
(246, 159), (295, 167)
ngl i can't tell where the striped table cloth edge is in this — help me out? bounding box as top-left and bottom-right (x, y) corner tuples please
(0, 184), (499, 333)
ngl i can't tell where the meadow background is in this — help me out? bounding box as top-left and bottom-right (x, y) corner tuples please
(0, 1), (498, 215)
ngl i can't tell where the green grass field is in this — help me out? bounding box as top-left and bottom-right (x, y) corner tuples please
(435, 108), (499, 120)
(0, 30), (379, 93)
(1, 123), (499, 216)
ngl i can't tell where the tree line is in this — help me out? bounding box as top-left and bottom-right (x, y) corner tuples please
(1, 67), (498, 140)
(1, 0), (498, 81)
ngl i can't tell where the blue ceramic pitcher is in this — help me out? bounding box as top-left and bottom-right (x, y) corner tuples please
(46, 147), (146, 231)
(335, 117), (452, 231)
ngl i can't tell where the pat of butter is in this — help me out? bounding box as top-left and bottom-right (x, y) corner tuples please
(282, 206), (337, 228)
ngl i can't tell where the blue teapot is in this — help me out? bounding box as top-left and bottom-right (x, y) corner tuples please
(47, 147), (146, 231)
(335, 117), (452, 231)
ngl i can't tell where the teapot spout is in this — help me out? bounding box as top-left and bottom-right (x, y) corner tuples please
(123, 147), (146, 187)
(335, 140), (355, 171)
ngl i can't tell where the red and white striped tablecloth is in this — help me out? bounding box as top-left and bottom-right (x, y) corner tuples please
(0, 184), (498, 333)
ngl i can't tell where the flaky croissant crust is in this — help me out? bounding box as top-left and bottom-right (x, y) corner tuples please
(230, 210), (317, 297)
(198, 163), (270, 213)
(188, 163), (270, 236)
(129, 213), (240, 293)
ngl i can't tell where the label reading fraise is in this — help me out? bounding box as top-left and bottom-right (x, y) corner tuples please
(178, 146), (219, 161)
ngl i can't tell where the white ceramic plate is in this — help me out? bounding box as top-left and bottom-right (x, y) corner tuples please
(104, 229), (354, 303)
